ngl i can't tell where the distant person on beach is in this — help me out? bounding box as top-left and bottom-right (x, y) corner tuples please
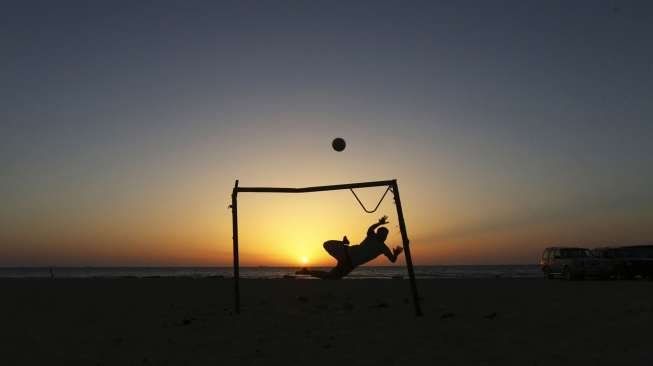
(296, 215), (403, 279)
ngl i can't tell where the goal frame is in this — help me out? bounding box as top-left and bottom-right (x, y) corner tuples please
(229, 179), (423, 316)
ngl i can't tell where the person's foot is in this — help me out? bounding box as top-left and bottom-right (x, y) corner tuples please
(342, 236), (350, 245)
(295, 267), (310, 275)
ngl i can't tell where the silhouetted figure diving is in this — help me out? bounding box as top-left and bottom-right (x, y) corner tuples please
(296, 215), (404, 279)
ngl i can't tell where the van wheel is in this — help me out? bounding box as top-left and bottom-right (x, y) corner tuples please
(562, 267), (574, 281)
(618, 270), (633, 280)
(544, 268), (554, 279)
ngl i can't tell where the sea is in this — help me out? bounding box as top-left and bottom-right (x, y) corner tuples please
(0, 265), (541, 279)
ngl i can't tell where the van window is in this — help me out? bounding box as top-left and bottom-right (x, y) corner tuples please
(560, 248), (590, 258)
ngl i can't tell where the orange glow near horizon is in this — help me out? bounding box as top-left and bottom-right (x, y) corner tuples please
(4, 156), (652, 267)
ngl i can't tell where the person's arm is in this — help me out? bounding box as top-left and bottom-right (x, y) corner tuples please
(367, 215), (389, 236)
(383, 245), (404, 263)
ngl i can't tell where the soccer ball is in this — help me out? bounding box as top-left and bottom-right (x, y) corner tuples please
(332, 137), (346, 152)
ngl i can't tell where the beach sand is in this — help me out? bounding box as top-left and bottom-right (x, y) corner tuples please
(2, 278), (652, 365)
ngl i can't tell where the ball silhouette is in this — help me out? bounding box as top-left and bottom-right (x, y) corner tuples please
(332, 137), (346, 152)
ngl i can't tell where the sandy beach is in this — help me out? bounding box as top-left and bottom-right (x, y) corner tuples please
(2, 278), (652, 365)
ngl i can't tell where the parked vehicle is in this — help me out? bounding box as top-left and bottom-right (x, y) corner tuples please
(540, 247), (612, 280)
(593, 245), (653, 279)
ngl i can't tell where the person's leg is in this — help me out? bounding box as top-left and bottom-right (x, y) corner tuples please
(295, 239), (351, 279)
(295, 268), (339, 279)
(323, 240), (344, 259)
(295, 265), (345, 279)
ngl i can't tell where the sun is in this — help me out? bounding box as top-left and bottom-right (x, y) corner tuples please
(300, 256), (309, 265)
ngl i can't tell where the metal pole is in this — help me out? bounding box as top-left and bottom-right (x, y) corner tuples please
(236, 180), (395, 194)
(231, 180), (240, 314)
(392, 180), (423, 316)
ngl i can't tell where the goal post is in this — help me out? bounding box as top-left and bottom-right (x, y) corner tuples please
(230, 179), (423, 316)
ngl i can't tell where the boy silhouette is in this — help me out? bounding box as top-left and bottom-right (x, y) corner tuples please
(296, 215), (404, 279)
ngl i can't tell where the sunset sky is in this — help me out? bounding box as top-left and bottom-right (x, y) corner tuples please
(2, 1), (653, 267)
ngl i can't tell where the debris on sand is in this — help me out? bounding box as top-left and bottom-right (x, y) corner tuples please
(181, 317), (196, 326)
(370, 301), (389, 309)
(296, 295), (309, 303)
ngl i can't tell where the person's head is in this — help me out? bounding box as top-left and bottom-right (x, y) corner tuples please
(376, 227), (389, 241)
